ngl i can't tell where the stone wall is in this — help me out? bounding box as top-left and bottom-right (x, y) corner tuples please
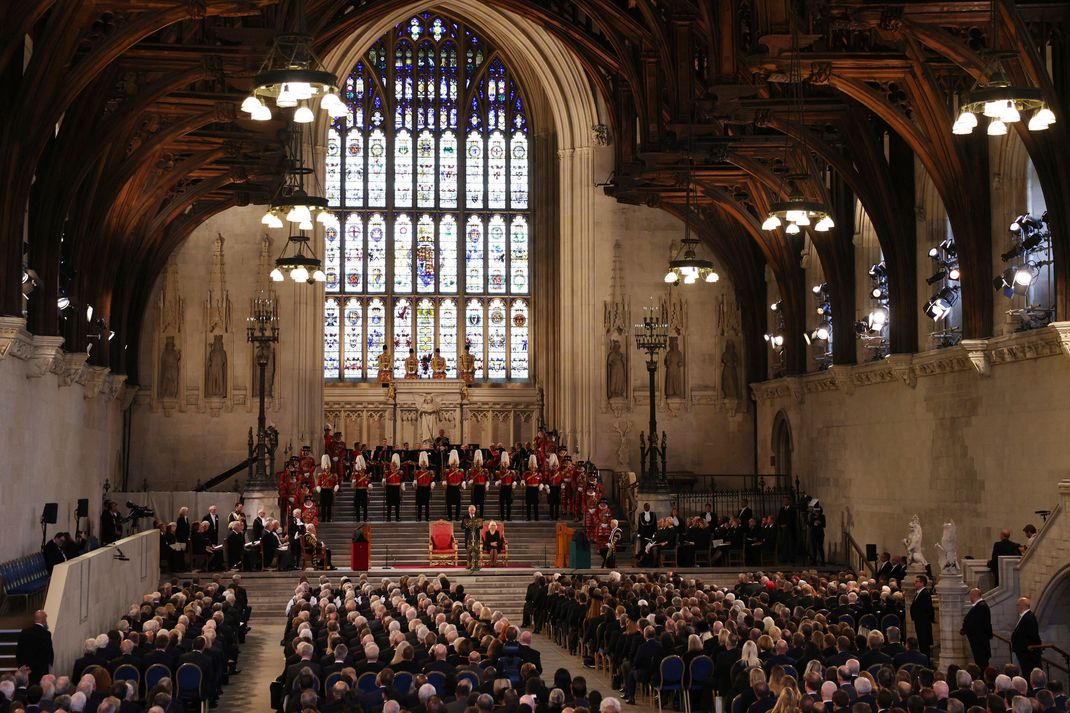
(0, 319), (126, 562)
(754, 325), (1070, 562)
(131, 205), (324, 489)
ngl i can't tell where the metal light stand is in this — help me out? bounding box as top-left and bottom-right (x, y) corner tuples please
(246, 293), (280, 490)
(634, 302), (670, 491)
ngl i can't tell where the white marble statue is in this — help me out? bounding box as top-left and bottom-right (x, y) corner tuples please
(417, 395), (440, 443)
(903, 514), (929, 568)
(935, 519), (960, 574)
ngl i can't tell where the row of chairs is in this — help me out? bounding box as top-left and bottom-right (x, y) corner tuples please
(85, 662), (209, 713)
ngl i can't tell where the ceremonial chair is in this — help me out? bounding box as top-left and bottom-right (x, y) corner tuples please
(480, 522), (509, 567)
(652, 655), (685, 713)
(357, 671), (378, 693)
(427, 671), (447, 697)
(428, 520), (458, 566)
(325, 672), (343, 693)
(176, 662), (207, 713)
(113, 664), (140, 696)
(393, 671), (414, 694)
(145, 663), (171, 692)
(659, 545), (678, 568)
(858, 614), (879, 632)
(685, 655), (714, 713)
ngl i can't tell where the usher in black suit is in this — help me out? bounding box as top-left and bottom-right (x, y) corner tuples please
(961, 598), (993, 669)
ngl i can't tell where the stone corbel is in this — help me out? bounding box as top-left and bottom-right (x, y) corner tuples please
(0, 316), (34, 362)
(104, 373), (128, 400)
(828, 365), (853, 396)
(788, 377), (805, 404)
(1048, 322), (1070, 358)
(82, 365), (110, 399)
(26, 335), (65, 378)
(959, 339), (991, 377)
(885, 354), (917, 389)
(57, 352), (89, 387)
(120, 384), (139, 410)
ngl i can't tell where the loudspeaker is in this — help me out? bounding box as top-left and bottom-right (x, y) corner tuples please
(76, 498), (89, 518)
(866, 543), (878, 562)
(41, 503), (58, 524)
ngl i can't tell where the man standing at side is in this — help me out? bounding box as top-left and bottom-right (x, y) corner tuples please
(16, 610), (53, 685)
(987, 529), (1021, 586)
(1012, 597), (1042, 674)
(960, 588), (992, 670)
(910, 574), (935, 659)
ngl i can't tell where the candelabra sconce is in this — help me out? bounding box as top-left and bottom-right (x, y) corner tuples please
(246, 294), (280, 490)
(634, 302), (670, 491)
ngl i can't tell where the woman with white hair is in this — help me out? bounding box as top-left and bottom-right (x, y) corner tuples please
(523, 454), (543, 521)
(415, 451), (435, 522)
(496, 451), (516, 521)
(445, 449), (466, 520)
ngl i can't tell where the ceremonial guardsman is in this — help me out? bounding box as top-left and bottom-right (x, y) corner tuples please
(384, 453), (403, 522)
(316, 454), (339, 523)
(601, 518), (622, 568)
(468, 450), (489, 517)
(404, 348), (419, 379)
(496, 452), (516, 521)
(431, 348), (447, 379)
(352, 454), (370, 522)
(523, 455), (543, 521)
(583, 489), (600, 533)
(377, 348), (393, 384)
(459, 344), (476, 384)
(277, 466), (292, 529)
(594, 513), (612, 564)
(329, 432), (347, 481)
(301, 495), (319, 525)
(414, 451), (435, 522)
(298, 445), (317, 478)
(547, 453), (563, 520)
(444, 449), (466, 520)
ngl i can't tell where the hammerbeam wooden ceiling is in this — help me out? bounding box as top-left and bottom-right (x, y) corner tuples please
(1, 0), (1067, 382)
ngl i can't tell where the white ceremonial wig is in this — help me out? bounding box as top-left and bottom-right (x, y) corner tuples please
(548, 453), (559, 470)
(528, 454), (538, 471)
(391, 453), (401, 470)
(321, 454), (331, 470)
(419, 451), (429, 469)
(473, 450), (483, 467)
(354, 454), (367, 471)
(449, 449), (460, 467)
(500, 452), (510, 468)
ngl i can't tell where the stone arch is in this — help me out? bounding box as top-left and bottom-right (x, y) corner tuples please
(771, 409), (793, 478)
(318, 2), (603, 454)
(1034, 563), (1070, 667)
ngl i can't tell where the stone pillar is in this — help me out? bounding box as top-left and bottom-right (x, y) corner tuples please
(903, 563), (927, 640)
(936, 571), (971, 669)
(242, 489), (283, 524)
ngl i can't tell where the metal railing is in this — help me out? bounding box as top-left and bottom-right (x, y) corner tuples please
(993, 634), (1070, 687)
(669, 474), (797, 521)
(842, 528), (876, 577)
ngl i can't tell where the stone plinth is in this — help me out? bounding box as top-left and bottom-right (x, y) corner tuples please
(243, 488), (284, 523)
(936, 571), (971, 669)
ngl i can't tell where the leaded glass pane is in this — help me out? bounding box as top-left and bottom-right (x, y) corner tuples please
(324, 297), (340, 378)
(344, 214), (364, 292)
(439, 215), (458, 293)
(466, 130), (484, 208)
(367, 214), (387, 292)
(465, 216), (484, 293)
(439, 131), (458, 208)
(394, 129), (413, 207)
(440, 298), (458, 377)
(394, 214), (413, 291)
(510, 133), (527, 209)
(393, 298), (413, 376)
(324, 222), (341, 293)
(488, 215), (507, 294)
(510, 216), (528, 294)
(465, 299), (484, 378)
(416, 214), (436, 293)
(368, 129), (387, 206)
(367, 298), (386, 360)
(344, 131), (364, 206)
(487, 298), (507, 378)
(416, 130), (435, 207)
(510, 299), (529, 379)
(416, 298), (435, 358)
(343, 298), (363, 378)
(326, 128), (341, 207)
(488, 131), (506, 209)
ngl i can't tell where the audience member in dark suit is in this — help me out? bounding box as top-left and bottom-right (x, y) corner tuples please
(875, 553), (894, 581)
(42, 533), (69, 573)
(203, 505), (221, 545)
(892, 637), (930, 669)
(961, 588), (993, 670)
(15, 611), (53, 685)
(108, 638), (142, 674)
(282, 641), (322, 690)
(987, 529), (1022, 585)
(1012, 597), (1043, 674)
(101, 500), (123, 545)
(859, 631), (893, 669)
(910, 575), (935, 658)
(72, 638), (109, 681)
(623, 626), (663, 703)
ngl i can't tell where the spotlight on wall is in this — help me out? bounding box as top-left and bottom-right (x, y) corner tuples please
(924, 286), (959, 321)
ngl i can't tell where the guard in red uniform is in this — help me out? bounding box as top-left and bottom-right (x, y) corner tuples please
(523, 455), (543, 521)
(497, 452), (516, 522)
(547, 453), (564, 520)
(594, 513), (612, 556)
(414, 451), (436, 522)
(351, 454), (370, 522)
(298, 445), (317, 479)
(468, 450), (489, 517)
(444, 450), (466, 521)
(317, 455), (339, 523)
(301, 495), (319, 526)
(383, 453), (403, 522)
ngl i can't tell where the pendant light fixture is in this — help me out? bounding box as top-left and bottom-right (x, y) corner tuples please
(762, 6), (834, 236)
(664, 158), (720, 285)
(271, 231), (327, 284)
(261, 122), (338, 231)
(952, 0), (1055, 135)
(241, 0), (348, 122)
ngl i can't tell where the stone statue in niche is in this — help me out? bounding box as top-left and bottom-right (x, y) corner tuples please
(252, 342), (275, 398)
(903, 514), (929, 568)
(664, 336), (685, 399)
(205, 334), (228, 398)
(158, 336), (181, 399)
(721, 340), (741, 400)
(417, 395), (440, 444)
(606, 339), (627, 399)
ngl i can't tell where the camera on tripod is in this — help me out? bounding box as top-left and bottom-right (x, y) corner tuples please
(125, 500), (155, 521)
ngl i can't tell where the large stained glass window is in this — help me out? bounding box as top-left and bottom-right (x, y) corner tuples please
(324, 13), (532, 381)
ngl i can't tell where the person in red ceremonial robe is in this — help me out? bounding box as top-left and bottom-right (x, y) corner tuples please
(298, 445), (317, 478)
(301, 495), (319, 526)
(317, 455), (339, 523)
(496, 452), (516, 521)
(594, 512), (612, 557)
(444, 449), (466, 521)
(414, 451), (435, 522)
(323, 426), (334, 456)
(383, 453), (403, 522)
(546, 453), (564, 521)
(469, 450), (488, 518)
(351, 454), (370, 522)
(523, 455), (543, 521)
(583, 488), (600, 533)
(559, 452), (574, 517)
(330, 432), (347, 481)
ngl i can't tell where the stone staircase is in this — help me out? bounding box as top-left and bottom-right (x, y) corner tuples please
(0, 629), (17, 675)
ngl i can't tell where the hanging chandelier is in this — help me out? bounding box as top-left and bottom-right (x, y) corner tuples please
(261, 123), (338, 231)
(664, 159), (719, 285)
(762, 178), (835, 234)
(270, 232), (326, 284)
(952, 0), (1055, 135)
(240, 0), (347, 123)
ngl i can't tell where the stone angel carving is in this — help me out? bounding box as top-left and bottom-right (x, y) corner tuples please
(934, 519), (960, 574)
(903, 514), (928, 568)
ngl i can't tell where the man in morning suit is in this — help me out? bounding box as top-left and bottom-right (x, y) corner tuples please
(15, 610), (53, 684)
(960, 588), (993, 670)
(910, 575), (935, 659)
(1012, 597), (1042, 674)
